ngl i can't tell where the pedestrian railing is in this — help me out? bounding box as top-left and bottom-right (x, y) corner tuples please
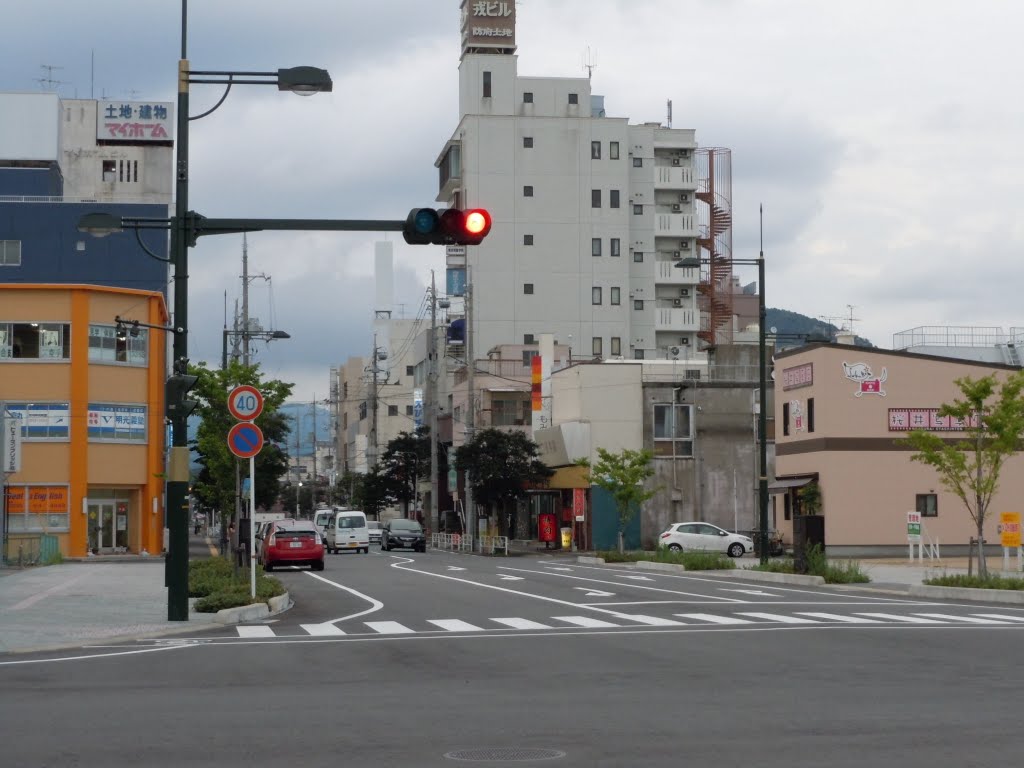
(479, 535), (509, 556)
(430, 533), (508, 555)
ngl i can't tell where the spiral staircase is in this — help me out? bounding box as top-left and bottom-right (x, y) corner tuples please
(695, 187), (734, 349)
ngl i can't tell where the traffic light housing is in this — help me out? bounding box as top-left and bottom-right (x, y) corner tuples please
(166, 374), (199, 419)
(403, 207), (492, 246)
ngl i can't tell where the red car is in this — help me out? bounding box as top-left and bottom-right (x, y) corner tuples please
(259, 520), (324, 572)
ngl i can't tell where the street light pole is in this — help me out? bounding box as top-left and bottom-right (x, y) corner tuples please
(757, 204), (770, 566)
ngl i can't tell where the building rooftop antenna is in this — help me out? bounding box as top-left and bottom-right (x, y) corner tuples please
(667, 99), (673, 129)
(34, 64), (70, 92)
(582, 46), (597, 81)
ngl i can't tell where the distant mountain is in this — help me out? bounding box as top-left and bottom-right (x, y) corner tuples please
(766, 308), (874, 349)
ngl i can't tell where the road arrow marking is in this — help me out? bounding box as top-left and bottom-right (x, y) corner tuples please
(499, 575), (524, 581)
(617, 575), (653, 581)
(446, 566), (466, 572)
(722, 589), (778, 597)
(574, 587), (615, 597)
(545, 567), (573, 572)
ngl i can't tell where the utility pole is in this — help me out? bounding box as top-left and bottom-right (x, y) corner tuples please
(311, 396), (318, 507)
(369, 334), (382, 469)
(241, 234), (250, 366)
(294, 410), (302, 517)
(464, 268), (475, 548)
(429, 271), (440, 535)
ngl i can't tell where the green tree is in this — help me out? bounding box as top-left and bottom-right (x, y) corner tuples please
(454, 428), (552, 526)
(798, 481), (823, 516)
(577, 447), (656, 553)
(902, 372), (1024, 577)
(189, 361), (293, 531)
(353, 466), (395, 519)
(380, 428), (430, 518)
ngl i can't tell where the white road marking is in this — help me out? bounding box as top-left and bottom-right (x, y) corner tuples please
(855, 613), (945, 624)
(0, 645), (192, 667)
(722, 589), (778, 597)
(427, 620), (485, 632)
(490, 618), (552, 630)
(617, 614), (686, 626)
(737, 612), (819, 624)
(675, 613), (754, 624)
(446, 566), (466, 571)
(302, 570), (384, 625)
(574, 588), (615, 597)
(366, 621), (416, 634)
(971, 613), (1024, 622)
(300, 623), (347, 636)
(236, 626), (276, 637)
(913, 613), (1013, 625)
(616, 575), (653, 581)
(545, 567), (573, 572)
(551, 616), (621, 628)
(498, 575), (524, 581)
(497, 566), (742, 603)
(794, 612), (883, 624)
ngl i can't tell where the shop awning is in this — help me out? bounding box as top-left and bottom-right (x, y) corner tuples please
(768, 476), (816, 494)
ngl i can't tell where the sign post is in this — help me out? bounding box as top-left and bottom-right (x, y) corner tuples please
(999, 512), (1022, 572)
(907, 511), (922, 562)
(227, 386), (265, 599)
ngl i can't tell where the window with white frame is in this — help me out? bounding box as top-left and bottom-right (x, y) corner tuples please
(610, 287), (621, 305)
(592, 337), (602, 356)
(591, 238), (602, 257)
(5, 484), (71, 532)
(611, 238), (621, 257)
(88, 324), (148, 365)
(0, 322), (71, 360)
(592, 287), (602, 305)
(610, 337), (621, 356)
(653, 403), (694, 457)
(3, 402), (71, 440)
(1, 240), (22, 266)
(609, 141), (620, 159)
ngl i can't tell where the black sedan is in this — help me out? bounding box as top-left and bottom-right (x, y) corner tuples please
(381, 519), (426, 552)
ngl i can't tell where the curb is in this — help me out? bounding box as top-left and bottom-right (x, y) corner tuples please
(634, 561), (688, 574)
(213, 591), (291, 624)
(576, 556), (826, 586)
(909, 585), (1024, 604)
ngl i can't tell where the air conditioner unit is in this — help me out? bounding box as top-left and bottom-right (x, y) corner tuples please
(671, 204), (681, 213)
(679, 193), (689, 203)
(681, 150), (690, 158)
(671, 158), (681, 166)
(669, 346), (680, 357)
(679, 337), (690, 345)
(679, 288), (689, 297)
(672, 298), (683, 307)
(672, 250), (680, 258)
(680, 241), (691, 249)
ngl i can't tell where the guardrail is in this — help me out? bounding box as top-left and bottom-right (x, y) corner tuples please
(429, 533), (508, 555)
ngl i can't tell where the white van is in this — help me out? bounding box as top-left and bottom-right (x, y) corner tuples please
(313, 508), (335, 544)
(326, 509), (370, 554)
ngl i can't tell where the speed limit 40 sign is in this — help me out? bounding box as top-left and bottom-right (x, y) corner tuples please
(228, 385), (264, 421)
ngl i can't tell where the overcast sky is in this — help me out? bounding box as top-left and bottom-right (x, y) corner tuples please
(6, 1), (1023, 401)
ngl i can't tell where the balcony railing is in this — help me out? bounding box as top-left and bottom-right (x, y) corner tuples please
(654, 165), (698, 190)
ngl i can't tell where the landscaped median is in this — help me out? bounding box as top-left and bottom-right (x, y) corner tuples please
(912, 573), (1024, 604)
(188, 557), (290, 620)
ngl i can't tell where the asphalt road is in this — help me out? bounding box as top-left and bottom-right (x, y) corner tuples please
(3, 548), (1022, 767)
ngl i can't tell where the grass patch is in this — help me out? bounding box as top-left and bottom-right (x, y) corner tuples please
(189, 556), (285, 612)
(41, 550), (64, 566)
(748, 544), (870, 584)
(923, 573), (1024, 591)
(596, 548), (734, 570)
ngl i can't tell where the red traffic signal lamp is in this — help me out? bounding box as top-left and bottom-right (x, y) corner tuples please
(403, 207), (492, 246)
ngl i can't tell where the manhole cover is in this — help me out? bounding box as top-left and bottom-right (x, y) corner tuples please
(444, 747), (566, 762)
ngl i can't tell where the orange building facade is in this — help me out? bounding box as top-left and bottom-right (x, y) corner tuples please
(2, 284), (168, 559)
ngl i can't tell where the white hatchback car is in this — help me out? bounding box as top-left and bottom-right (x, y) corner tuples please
(658, 522), (754, 558)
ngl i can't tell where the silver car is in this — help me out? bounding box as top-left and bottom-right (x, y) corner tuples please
(366, 520), (383, 545)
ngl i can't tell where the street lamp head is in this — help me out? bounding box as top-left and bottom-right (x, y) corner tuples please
(270, 330), (291, 339)
(674, 256), (702, 269)
(277, 66), (333, 95)
(438, 298), (451, 310)
(77, 212), (124, 238)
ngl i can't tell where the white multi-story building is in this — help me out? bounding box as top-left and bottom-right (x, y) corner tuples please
(436, 2), (714, 364)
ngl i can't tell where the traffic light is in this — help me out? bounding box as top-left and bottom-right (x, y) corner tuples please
(166, 374), (199, 419)
(403, 207), (492, 246)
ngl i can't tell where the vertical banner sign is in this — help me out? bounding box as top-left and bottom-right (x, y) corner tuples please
(906, 511), (922, 541)
(573, 487), (586, 522)
(999, 512), (1021, 548)
(413, 388), (424, 430)
(530, 354), (543, 433)
(3, 416), (22, 473)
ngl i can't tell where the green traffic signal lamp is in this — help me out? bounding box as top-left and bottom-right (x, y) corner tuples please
(403, 207), (492, 246)
(166, 374), (200, 419)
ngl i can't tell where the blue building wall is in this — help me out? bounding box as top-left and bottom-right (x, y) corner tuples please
(0, 165), (64, 197)
(0, 201), (168, 294)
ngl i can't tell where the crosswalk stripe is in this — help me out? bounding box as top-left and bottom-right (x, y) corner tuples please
(794, 612), (883, 624)
(300, 623), (346, 636)
(855, 613), (944, 624)
(618, 614), (687, 626)
(236, 626), (276, 638)
(913, 613), (1013, 625)
(491, 618), (552, 630)
(737, 612), (819, 624)
(365, 621), (416, 634)
(551, 615), (621, 628)
(674, 613), (754, 625)
(427, 620), (485, 632)
(970, 613), (1024, 623)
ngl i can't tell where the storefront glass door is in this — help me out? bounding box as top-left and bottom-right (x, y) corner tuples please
(87, 502), (116, 552)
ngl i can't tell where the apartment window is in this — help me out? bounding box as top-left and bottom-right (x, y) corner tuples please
(523, 136), (533, 148)
(633, 299), (643, 310)
(3, 402), (71, 440)
(783, 401), (790, 436)
(482, 71), (491, 98)
(359, 402), (367, 420)
(591, 238), (602, 257)
(610, 287), (621, 305)
(0, 322), (71, 360)
(87, 403), (147, 442)
(101, 159), (116, 181)
(524, 283), (534, 294)
(5, 484), (70, 533)
(591, 189), (601, 208)
(522, 349), (539, 367)
(610, 190), (620, 208)
(634, 349), (645, 360)
(523, 185), (534, 197)
(492, 398), (530, 427)
(404, 365), (413, 376)
(568, 92), (578, 105)
(88, 324), (148, 366)
(406, 405), (414, 416)
(523, 91), (533, 103)
(807, 397), (815, 433)
(523, 234), (534, 246)
(0, 240), (22, 266)
(591, 141), (601, 159)
(388, 405), (399, 417)
(653, 403), (694, 457)
(609, 141), (620, 160)
(633, 157), (643, 168)
(633, 204), (643, 215)
(610, 337), (621, 356)
(609, 238), (621, 257)
(916, 494), (938, 517)
(592, 287), (602, 305)
(523, 334), (535, 345)
(633, 251), (644, 263)
(592, 337), (602, 357)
